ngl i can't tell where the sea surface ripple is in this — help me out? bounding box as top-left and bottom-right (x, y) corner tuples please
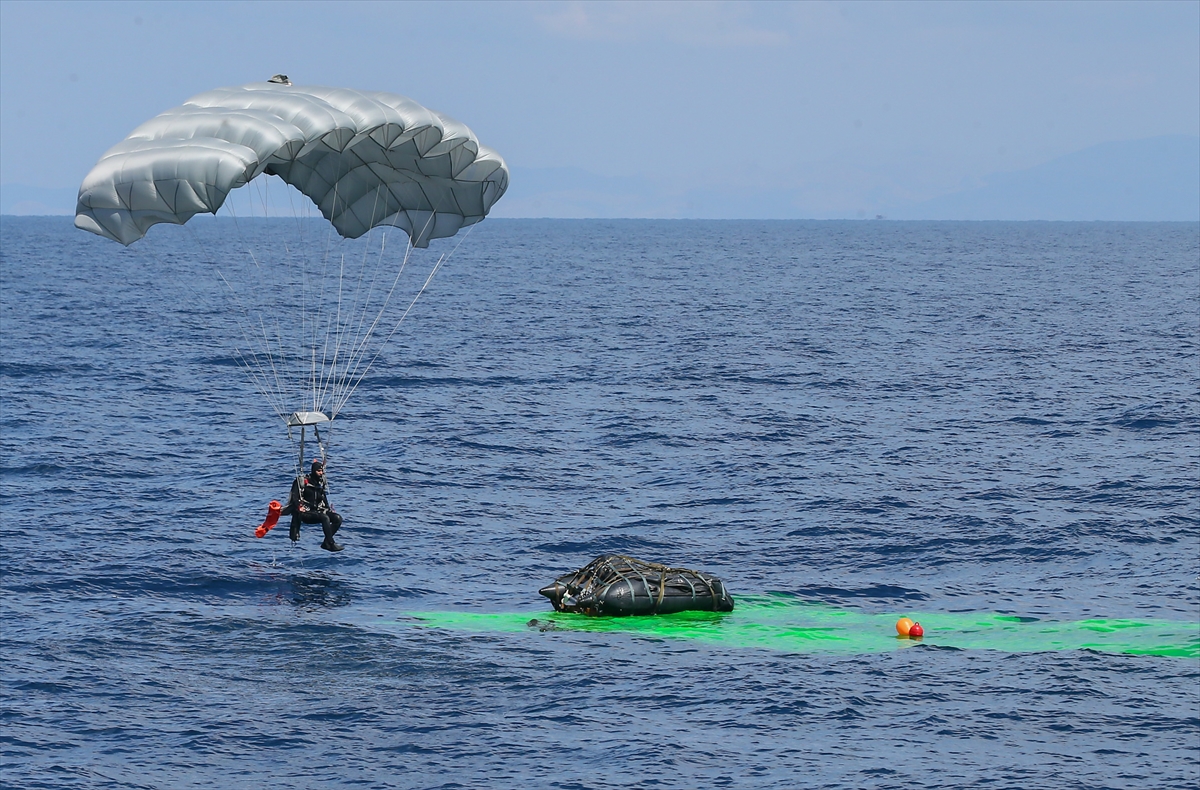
(2, 217), (1198, 789)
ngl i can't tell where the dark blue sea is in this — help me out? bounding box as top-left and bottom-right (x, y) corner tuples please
(2, 216), (1198, 789)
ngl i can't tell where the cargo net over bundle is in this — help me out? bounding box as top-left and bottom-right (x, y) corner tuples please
(539, 555), (734, 617)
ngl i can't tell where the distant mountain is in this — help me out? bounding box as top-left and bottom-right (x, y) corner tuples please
(496, 136), (1200, 221)
(488, 166), (667, 218)
(890, 136), (1200, 221)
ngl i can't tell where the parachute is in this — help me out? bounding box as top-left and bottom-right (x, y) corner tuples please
(74, 81), (509, 470)
(76, 81), (508, 248)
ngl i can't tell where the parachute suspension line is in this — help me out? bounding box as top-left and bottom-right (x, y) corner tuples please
(319, 240), (379, 415)
(282, 174), (314, 399)
(256, 175), (309, 409)
(223, 194), (265, 271)
(313, 332), (324, 413)
(242, 178), (298, 408)
(291, 422), (333, 479)
(284, 177), (315, 406)
(212, 266), (291, 419)
(326, 211), (438, 417)
(294, 176), (326, 408)
(214, 289), (286, 419)
(307, 186), (350, 412)
(312, 424), (331, 474)
(334, 220), (477, 417)
(256, 173), (267, 215)
(308, 183), (402, 417)
(318, 249), (352, 414)
(123, 233), (285, 411)
(344, 225), (395, 398)
(127, 233), (287, 425)
(231, 347), (287, 421)
(307, 200), (340, 413)
(211, 205), (290, 418)
(165, 176), (466, 428)
(274, 312), (310, 421)
(218, 192), (298, 416)
(317, 251), (349, 415)
(344, 188), (389, 366)
(329, 237), (421, 414)
(248, 173), (327, 417)
(319, 186), (384, 413)
(331, 247), (442, 417)
(297, 424), (308, 477)
(320, 248), (360, 416)
(328, 207), (443, 412)
(324, 186), (392, 415)
(304, 158), (352, 413)
(283, 171), (308, 248)
(304, 177), (328, 413)
(181, 219), (291, 418)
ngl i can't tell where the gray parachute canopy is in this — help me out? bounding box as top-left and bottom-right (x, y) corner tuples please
(75, 82), (509, 247)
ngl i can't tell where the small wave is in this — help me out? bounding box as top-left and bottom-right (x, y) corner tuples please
(361, 374), (529, 390)
(1007, 416), (1054, 426)
(786, 584), (931, 602)
(534, 535), (675, 557)
(0, 361), (99, 378)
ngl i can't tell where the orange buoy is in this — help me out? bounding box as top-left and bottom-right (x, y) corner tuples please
(896, 617), (914, 636)
(908, 622), (924, 638)
(254, 500), (283, 538)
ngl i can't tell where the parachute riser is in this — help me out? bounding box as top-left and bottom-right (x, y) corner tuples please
(287, 411), (331, 479)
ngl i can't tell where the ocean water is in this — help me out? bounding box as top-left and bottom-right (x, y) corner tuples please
(2, 216), (1197, 789)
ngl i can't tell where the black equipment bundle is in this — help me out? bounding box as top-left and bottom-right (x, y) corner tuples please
(539, 555), (735, 616)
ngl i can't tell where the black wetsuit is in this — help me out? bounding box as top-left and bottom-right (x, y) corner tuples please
(283, 472), (342, 545)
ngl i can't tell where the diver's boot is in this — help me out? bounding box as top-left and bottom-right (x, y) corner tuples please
(321, 537), (344, 552)
(289, 520), (300, 542)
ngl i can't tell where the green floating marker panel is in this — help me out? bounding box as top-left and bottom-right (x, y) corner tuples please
(397, 594), (1199, 658)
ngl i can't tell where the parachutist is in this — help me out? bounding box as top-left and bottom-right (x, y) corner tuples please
(281, 459), (344, 551)
(74, 82), (507, 532)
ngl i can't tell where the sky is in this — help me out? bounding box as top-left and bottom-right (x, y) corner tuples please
(1, 0), (1197, 219)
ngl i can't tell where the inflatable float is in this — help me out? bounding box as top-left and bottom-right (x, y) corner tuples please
(539, 555), (734, 616)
